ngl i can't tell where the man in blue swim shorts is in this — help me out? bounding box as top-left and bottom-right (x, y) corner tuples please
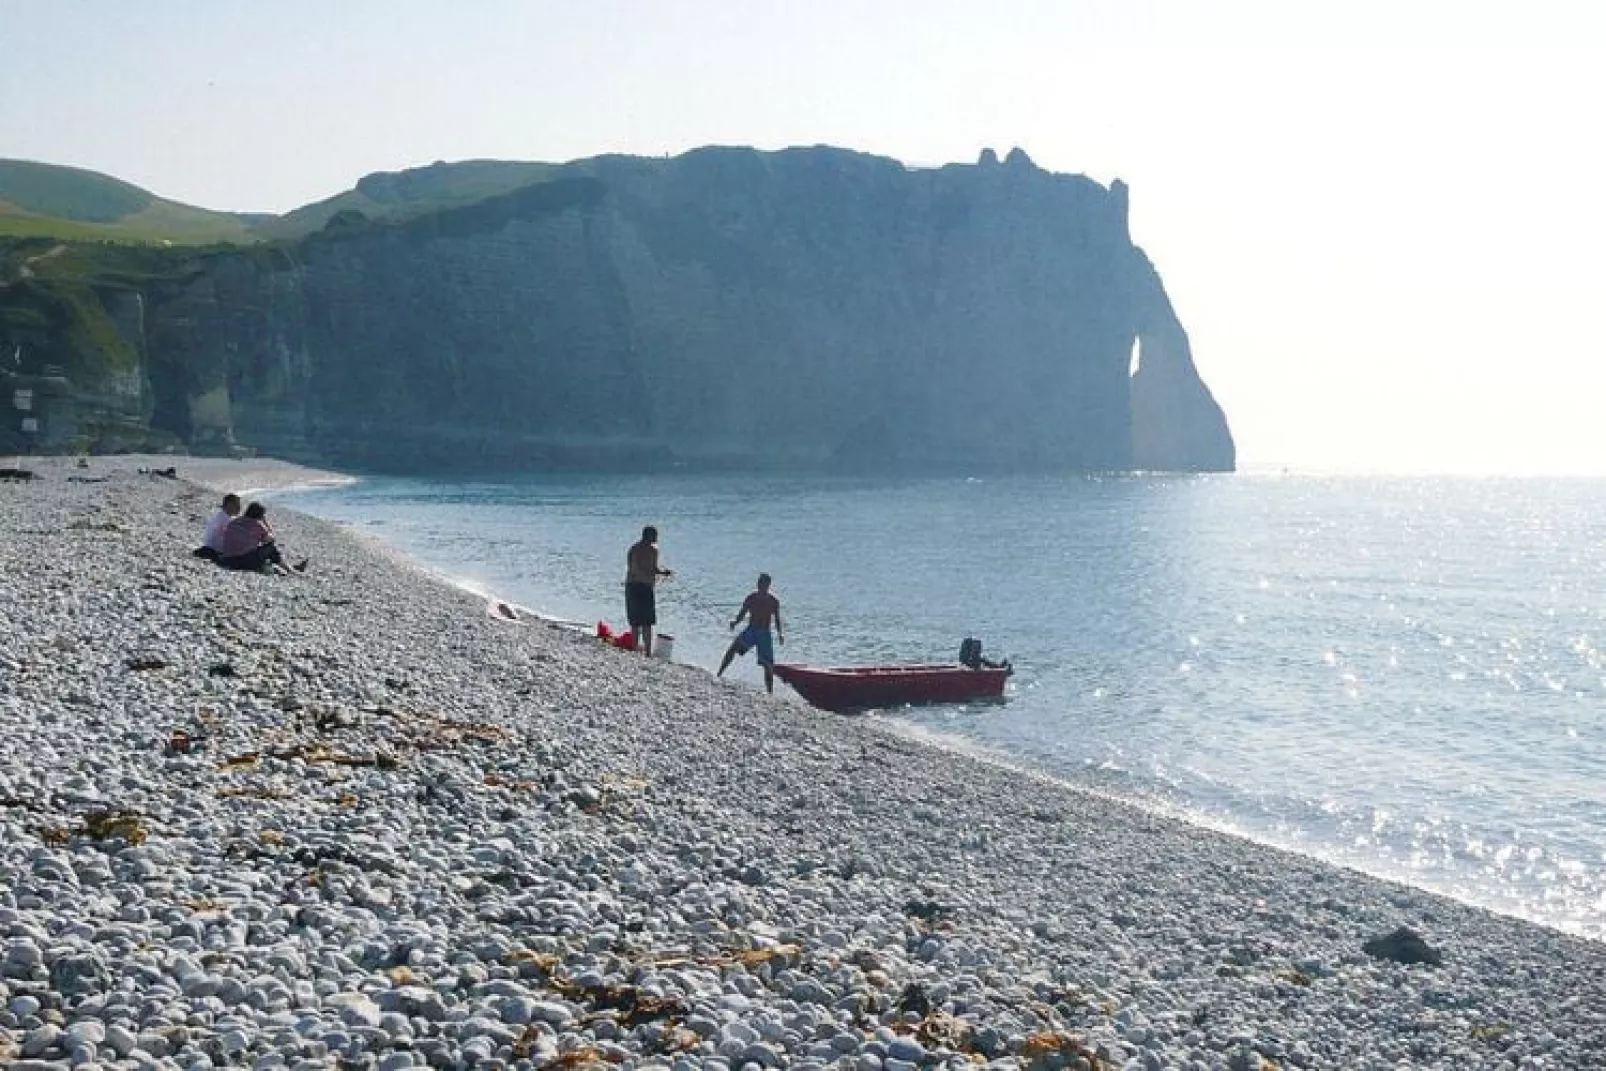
(718, 572), (785, 694)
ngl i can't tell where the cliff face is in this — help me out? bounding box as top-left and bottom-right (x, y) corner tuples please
(0, 147), (1234, 472)
(1127, 250), (1236, 472)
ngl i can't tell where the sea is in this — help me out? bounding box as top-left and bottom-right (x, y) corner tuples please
(274, 472), (1606, 940)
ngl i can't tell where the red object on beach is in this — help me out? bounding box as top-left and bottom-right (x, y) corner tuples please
(772, 663), (1011, 714)
(597, 621), (613, 640)
(613, 631), (637, 651)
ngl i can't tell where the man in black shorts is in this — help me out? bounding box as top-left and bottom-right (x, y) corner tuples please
(624, 525), (672, 655)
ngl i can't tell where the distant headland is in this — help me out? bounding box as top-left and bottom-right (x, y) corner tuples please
(0, 147), (1233, 473)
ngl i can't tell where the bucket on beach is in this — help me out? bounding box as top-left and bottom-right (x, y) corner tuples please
(654, 634), (675, 661)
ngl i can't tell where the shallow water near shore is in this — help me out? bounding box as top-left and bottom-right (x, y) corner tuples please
(277, 472), (1606, 939)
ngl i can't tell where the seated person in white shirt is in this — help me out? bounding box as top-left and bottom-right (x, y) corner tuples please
(193, 493), (241, 560)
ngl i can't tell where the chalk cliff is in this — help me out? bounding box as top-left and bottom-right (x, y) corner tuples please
(0, 146), (1234, 472)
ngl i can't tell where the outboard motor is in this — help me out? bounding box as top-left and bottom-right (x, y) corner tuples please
(959, 637), (984, 669)
(959, 637), (1012, 674)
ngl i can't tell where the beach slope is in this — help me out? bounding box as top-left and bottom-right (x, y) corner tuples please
(1, 458), (1601, 1069)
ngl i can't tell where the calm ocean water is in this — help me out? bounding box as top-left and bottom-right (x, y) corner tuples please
(277, 473), (1606, 939)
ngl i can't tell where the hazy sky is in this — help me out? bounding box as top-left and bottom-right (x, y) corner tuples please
(4, 1), (1603, 473)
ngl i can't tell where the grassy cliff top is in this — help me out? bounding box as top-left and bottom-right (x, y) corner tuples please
(0, 157), (568, 245)
(0, 159), (262, 245)
(257, 159), (560, 238)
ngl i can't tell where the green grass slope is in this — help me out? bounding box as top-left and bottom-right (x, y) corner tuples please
(0, 159), (261, 245)
(1, 157), (569, 244)
(259, 159), (558, 238)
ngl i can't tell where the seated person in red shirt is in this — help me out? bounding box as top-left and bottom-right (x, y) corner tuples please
(217, 502), (306, 574)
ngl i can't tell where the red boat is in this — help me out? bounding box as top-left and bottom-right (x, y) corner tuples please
(772, 662), (1012, 714)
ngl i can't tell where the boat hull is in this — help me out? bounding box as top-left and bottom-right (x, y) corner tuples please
(772, 663), (1010, 714)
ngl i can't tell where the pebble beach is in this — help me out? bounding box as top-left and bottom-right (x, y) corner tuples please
(2, 457), (1604, 1071)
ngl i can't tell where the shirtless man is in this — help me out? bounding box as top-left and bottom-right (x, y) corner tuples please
(625, 525), (672, 655)
(718, 573), (785, 694)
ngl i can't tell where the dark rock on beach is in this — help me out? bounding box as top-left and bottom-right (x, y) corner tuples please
(1362, 926), (1444, 966)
